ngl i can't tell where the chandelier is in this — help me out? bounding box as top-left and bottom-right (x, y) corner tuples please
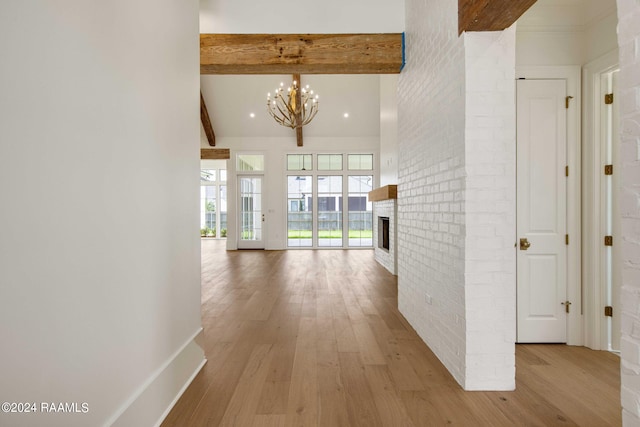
(267, 78), (319, 129)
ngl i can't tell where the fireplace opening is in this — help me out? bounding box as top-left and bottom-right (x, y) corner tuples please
(378, 216), (390, 251)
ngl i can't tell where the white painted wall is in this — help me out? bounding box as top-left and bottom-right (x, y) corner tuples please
(516, 0), (618, 66)
(200, 0), (404, 33)
(585, 12), (619, 63)
(0, 1), (204, 426)
(398, 0), (516, 390)
(616, 1), (640, 424)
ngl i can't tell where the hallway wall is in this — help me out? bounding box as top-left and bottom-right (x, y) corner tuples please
(0, 1), (203, 425)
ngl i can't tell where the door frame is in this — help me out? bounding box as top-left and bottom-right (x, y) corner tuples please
(516, 65), (582, 346)
(582, 50), (620, 350)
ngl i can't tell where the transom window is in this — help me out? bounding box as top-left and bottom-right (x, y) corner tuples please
(237, 154), (264, 172)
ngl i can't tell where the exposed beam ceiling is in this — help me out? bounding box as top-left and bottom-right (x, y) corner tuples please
(201, 148), (230, 160)
(458, 0), (537, 34)
(200, 91), (216, 146)
(200, 33), (404, 75)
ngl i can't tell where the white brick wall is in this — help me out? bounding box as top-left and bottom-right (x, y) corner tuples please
(398, 0), (516, 390)
(373, 200), (398, 275)
(616, 0), (640, 425)
(398, 0), (467, 385)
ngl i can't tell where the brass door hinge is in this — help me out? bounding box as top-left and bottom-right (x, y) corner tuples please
(562, 301), (572, 314)
(604, 306), (613, 317)
(604, 235), (613, 246)
(605, 93), (614, 104)
(565, 234), (569, 245)
(565, 166), (569, 177)
(604, 164), (613, 175)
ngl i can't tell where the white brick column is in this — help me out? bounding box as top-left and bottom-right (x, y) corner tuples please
(398, 0), (516, 390)
(463, 27), (517, 391)
(617, 0), (640, 425)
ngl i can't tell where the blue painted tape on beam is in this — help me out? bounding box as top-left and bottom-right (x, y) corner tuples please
(400, 32), (406, 72)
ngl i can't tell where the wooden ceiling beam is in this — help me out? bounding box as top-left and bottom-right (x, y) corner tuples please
(200, 33), (404, 75)
(200, 91), (216, 147)
(458, 0), (537, 34)
(201, 148), (230, 160)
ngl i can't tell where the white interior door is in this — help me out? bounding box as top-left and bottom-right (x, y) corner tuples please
(517, 79), (568, 343)
(237, 176), (264, 249)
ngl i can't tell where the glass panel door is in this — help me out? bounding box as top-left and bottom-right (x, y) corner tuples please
(348, 175), (373, 247)
(288, 176), (313, 247)
(317, 176), (343, 247)
(238, 176), (264, 249)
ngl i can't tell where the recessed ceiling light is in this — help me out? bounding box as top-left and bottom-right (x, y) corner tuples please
(250, 113), (255, 118)
(343, 113), (349, 118)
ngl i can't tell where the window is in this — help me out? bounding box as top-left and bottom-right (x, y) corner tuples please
(348, 154), (373, 170)
(237, 154), (264, 172)
(201, 169), (216, 182)
(200, 167), (227, 238)
(317, 154), (343, 171)
(284, 153), (374, 248)
(287, 154), (312, 171)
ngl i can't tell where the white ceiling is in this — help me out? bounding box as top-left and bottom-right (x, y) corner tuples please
(518, 0), (617, 29)
(200, 0), (617, 141)
(201, 74), (382, 139)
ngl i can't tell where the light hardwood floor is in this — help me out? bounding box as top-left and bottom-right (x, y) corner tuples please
(162, 240), (621, 427)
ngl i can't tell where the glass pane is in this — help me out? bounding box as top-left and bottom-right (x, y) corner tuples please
(288, 176), (313, 247)
(318, 176), (343, 247)
(200, 186), (217, 237)
(239, 177), (262, 240)
(201, 169), (216, 182)
(220, 185), (227, 238)
(318, 154), (343, 171)
(287, 154), (312, 171)
(348, 175), (373, 247)
(347, 154), (373, 170)
(220, 170), (227, 182)
(237, 154), (265, 172)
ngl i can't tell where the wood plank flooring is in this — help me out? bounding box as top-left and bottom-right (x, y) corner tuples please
(162, 240), (621, 426)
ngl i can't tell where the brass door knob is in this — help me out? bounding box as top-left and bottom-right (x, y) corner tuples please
(519, 238), (531, 250)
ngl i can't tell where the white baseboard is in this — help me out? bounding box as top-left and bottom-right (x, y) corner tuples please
(107, 328), (206, 427)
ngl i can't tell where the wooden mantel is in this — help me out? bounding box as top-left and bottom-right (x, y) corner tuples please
(368, 185), (397, 202)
